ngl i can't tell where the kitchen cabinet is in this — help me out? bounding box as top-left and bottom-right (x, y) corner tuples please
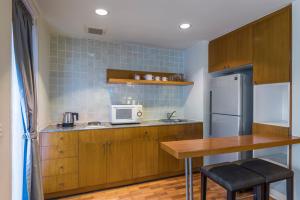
(78, 128), (133, 187)
(78, 130), (108, 187)
(208, 5), (291, 85)
(226, 25), (253, 69)
(209, 25), (253, 72)
(181, 124), (203, 169)
(40, 132), (79, 194)
(40, 122), (203, 199)
(209, 35), (228, 72)
(253, 6), (291, 84)
(132, 127), (158, 178)
(107, 128), (133, 183)
(42, 158), (78, 177)
(158, 124), (203, 173)
(158, 125), (183, 173)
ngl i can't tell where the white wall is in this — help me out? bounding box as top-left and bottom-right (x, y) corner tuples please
(184, 41), (208, 122)
(292, 0), (300, 199)
(0, 0), (12, 199)
(183, 41), (211, 165)
(36, 17), (51, 131)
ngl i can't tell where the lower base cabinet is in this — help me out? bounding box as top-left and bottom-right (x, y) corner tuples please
(132, 127), (159, 178)
(158, 125), (184, 173)
(78, 130), (108, 187)
(107, 128), (133, 183)
(40, 123), (203, 199)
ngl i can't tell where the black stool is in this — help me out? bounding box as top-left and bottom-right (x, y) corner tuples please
(201, 163), (265, 200)
(234, 158), (294, 200)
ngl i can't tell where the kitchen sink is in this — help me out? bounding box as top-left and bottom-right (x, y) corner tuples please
(159, 119), (188, 123)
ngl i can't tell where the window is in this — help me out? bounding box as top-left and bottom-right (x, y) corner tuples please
(11, 30), (25, 200)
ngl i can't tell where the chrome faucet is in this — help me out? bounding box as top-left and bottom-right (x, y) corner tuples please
(167, 111), (176, 120)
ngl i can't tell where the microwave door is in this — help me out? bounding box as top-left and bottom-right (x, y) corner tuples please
(112, 107), (136, 124)
(116, 108), (133, 120)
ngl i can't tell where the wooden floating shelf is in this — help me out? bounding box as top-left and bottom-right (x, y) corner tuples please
(107, 69), (194, 86)
(108, 78), (194, 86)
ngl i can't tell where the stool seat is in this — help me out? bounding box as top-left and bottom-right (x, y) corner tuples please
(201, 163), (265, 192)
(234, 158), (294, 183)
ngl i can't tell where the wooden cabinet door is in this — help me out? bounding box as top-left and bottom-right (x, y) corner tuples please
(253, 6), (291, 84)
(182, 123), (203, 140)
(158, 125), (184, 173)
(227, 25), (253, 69)
(209, 36), (228, 72)
(78, 130), (108, 187)
(107, 128), (133, 183)
(178, 123), (203, 170)
(132, 127), (158, 178)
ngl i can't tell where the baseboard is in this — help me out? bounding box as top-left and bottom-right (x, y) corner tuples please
(270, 188), (286, 200)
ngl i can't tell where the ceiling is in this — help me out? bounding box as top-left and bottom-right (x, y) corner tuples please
(37, 0), (292, 49)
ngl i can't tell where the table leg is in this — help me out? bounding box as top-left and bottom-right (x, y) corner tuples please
(189, 158), (193, 200)
(185, 158), (189, 200)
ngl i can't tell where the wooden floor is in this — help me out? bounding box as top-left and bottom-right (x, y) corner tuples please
(60, 174), (259, 200)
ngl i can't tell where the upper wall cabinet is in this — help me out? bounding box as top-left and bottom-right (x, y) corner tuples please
(227, 25), (253, 69)
(209, 25), (253, 72)
(208, 5), (291, 85)
(253, 6), (291, 84)
(209, 35), (228, 72)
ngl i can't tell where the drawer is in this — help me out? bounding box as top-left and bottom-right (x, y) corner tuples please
(57, 174), (78, 192)
(43, 176), (57, 194)
(41, 145), (78, 160)
(40, 132), (78, 147)
(42, 158), (78, 177)
(43, 174), (78, 193)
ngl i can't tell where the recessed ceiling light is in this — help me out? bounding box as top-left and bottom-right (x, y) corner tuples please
(95, 9), (108, 16)
(179, 23), (191, 30)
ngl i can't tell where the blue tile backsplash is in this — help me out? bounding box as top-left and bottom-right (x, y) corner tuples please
(49, 35), (187, 123)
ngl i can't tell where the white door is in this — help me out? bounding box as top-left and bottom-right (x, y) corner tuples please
(211, 74), (242, 115)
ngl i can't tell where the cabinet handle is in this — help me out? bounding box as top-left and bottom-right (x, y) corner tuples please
(144, 131), (148, 139)
(102, 143), (106, 154)
(107, 142), (112, 148)
(107, 142), (112, 153)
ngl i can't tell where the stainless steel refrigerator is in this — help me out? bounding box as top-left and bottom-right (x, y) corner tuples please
(208, 73), (253, 164)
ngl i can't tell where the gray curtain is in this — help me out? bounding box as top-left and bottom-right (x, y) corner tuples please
(12, 0), (44, 199)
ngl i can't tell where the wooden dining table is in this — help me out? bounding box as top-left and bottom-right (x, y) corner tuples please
(160, 135), (300, 200)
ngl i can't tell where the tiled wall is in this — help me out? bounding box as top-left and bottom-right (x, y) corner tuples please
(49, 35), (187, 123)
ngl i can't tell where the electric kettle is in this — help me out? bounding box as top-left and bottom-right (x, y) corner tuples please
(62, 112), (79, 127)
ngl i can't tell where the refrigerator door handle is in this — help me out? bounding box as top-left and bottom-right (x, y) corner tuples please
(209, 90), (212, 136)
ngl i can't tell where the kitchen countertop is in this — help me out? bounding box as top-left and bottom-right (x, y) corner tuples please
(40, 120), (202, 133)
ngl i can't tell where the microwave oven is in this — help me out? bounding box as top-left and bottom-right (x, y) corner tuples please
(110, 105), (143, 124)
